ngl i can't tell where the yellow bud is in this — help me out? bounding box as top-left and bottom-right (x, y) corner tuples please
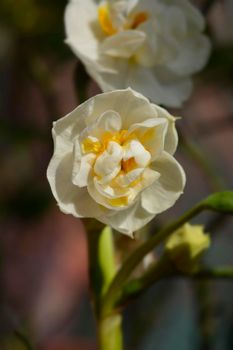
(165, 223), (210, 272)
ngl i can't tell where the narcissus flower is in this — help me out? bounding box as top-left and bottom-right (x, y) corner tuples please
(65, 0), (211, 107)
(47, 89), (185, 236)
(165, 223), (210, 271)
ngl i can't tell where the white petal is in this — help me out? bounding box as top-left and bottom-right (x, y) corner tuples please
(97, 166), (122, 185)
(127, 0), (140, 13)
(141, 152), (186, 214)
(47, 152), (106, 218)
(87, 110), (122, 141)
(153, 105), (178, 155)
(124, 140), (151, 167)
(94, 141), (123, 178)
(52, 98), (93, 151)
(127, 118), (168, 159)
(80, 109), (122, 142)
(115, 168), (144, 187)
(94, 176), (130, 199)
(65, 0), (102, 61)
(135, 168), (160, 192)
(96, 109), (122, 132)
(72, 153), (96, 188)
(84, 88), (157, 128)
(108, 0), (139, 15)
(88, 176), (131, 211)
(167, 35), (211, 76)
(171, 0), (206, 30)
(134, 19), (174, 68)
(100, 30), (145, 58)
(100, 200), (155, 237)
(127, 64), (193, 108)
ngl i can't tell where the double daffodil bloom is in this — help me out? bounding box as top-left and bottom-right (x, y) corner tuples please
(47, 89), (185, 236)
(65, 0), (211, 107)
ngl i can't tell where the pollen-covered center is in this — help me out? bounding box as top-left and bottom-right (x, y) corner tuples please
(79, 128), (156, 208)
(98, 3), (149, 36)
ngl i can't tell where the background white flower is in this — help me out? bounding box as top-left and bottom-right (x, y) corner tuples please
(47, 89), (186, 236)
(65, 0), (211, 107)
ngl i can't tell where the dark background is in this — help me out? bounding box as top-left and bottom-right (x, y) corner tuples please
(0, 0), (233, 349)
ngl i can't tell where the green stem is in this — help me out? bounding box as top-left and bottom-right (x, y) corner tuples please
(86, 223), (116, 314)
(186, 267), (233, 279)
(117, 254), (173, 307)
(117, 264), (233, 309)
(85, 222), (123, 349)
(102, 202), (205, 315)
(98, 314), (123, 350)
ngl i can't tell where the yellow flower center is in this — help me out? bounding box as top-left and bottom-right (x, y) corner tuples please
(98, 3), (149, 36)
(81, 127), (154, 208)
(108, 196), (129, 207)
(130, 12), (149, 30)
(121, 157), (137, 173)
(98, 4), (117, 36)
(82, 130), (128, 155)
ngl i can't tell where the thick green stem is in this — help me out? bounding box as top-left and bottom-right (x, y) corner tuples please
(98, 314), (123, 350)
(86, 222), (123, 350)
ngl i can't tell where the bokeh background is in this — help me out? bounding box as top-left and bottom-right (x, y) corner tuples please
(0, 0), (233, 349)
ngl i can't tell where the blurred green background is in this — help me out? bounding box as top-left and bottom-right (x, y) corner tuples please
(0, 0), (233, 349)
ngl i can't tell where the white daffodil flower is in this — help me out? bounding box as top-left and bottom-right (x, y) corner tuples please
(47, 88), (185, 236)
(65, 0), (211, 107)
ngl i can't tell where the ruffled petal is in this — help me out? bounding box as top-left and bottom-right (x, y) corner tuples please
(123, 140), (151, 166)
(87, 176), (131, 211)
(52, 98), (93, 149)
(167, 34), (211, 76)
(94, 141), (123, 178)
(84, 88), (158, 128)
(115, 168), (145, 187)
(100, 200), (155, 237)
(141, 152), (186, 214)
(83, 109), (122, 141)
(153, 105), (178, 155)
(72, 140), (96, 187)
(127, 118), (168, 159)
(100, 30), (145, 58)
(95, 110), (122, 132)
(47, 152), (106, 218)
(65, 0), (102, 61)
(127, 64), (193, 107)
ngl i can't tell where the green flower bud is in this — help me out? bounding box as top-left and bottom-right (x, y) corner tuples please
(165, 223), (210, 272)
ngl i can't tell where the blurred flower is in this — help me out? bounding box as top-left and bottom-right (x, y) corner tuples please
(65, 0), (211, 107)
(165, 223), (210, 272)
(47, 88), (185, 236)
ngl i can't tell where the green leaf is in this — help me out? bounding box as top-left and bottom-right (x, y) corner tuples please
(203, 191), (233, 214)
